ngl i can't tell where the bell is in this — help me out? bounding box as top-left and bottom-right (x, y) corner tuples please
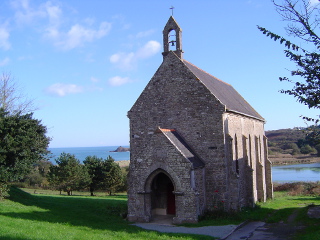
(171, 41), (175, 46)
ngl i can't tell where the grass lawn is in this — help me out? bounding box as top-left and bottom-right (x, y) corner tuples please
(181, 191), (320, 227)
(188, 191), (320, 240)
(1, 187), (320, 240)
(0, 187), (212, 240)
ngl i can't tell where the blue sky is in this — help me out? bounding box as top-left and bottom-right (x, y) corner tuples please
(0, 0), (319, 148)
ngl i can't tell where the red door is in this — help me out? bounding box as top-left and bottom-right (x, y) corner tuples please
(167, 182), (176, 215)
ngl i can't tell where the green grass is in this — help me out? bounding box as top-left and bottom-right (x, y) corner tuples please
(185, 191), (320, 240)
(1, 188), (320, 240)
(186, 192), (320, 226)
(0, 187), (212, 240)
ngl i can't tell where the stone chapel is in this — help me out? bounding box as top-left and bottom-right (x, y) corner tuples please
(127, 16), (273, 224)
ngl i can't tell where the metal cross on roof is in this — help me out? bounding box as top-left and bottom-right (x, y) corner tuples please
(170, 6), (174, 16)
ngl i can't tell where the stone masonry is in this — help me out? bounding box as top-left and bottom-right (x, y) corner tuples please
(127, 16), (273, 224)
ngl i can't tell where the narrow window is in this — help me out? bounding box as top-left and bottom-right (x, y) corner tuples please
(235, 134), (239, 175)
(168, 29), (176, 51)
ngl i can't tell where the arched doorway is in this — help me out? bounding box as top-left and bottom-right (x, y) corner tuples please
(151, 172), (176, 216)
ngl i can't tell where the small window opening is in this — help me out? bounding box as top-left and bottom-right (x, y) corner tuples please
(236, 159), (239, 175)
(168, 29), (176, 51)
(235, 134), (239, 175)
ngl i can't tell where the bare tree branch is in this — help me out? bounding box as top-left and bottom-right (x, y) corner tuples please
(0, 72), (38, 115)
(273, 0), (320, 45)
(259, 0), (320, 126)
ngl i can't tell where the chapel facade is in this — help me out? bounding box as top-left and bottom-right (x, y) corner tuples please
(127, 16), (273, 224)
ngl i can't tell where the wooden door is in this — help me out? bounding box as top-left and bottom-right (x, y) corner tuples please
(166, 182), (175, 215)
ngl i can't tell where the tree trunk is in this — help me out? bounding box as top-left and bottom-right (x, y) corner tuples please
(90, 186), (95, 196)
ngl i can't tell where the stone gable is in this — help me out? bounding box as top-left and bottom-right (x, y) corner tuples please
(127, 16), (273, 224)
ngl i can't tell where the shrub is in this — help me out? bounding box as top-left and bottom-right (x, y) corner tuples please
(0, 182), (9, 200)
(274, 182), (320, 196)
(300, 144), (316, 154)
(315, 144), (320, 156)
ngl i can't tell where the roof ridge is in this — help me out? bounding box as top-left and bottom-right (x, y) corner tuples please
(183, 59), (231, 86)
(182, 59), (264, 121)
(159, 128), (176, 132)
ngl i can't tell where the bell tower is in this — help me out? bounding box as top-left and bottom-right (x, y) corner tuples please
(162, 16), (183, 59)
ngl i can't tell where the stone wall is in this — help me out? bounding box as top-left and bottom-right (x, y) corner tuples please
(222, 112), (272, 210)
(127, 51), (272, 223)
(127, 127), (205, 223)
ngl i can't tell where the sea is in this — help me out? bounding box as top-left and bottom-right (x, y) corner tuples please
(272, 163), (320, 183)
(48, 146), (320, 183)
(48, 146), (130, 163)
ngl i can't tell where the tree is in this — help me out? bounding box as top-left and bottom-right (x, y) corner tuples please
(258, 0), (320, 145)
(103, 156), (123, 195)
(117, 165), (129, 192)
(0, 109), (50, 198)
(47, 153), (91, 195)
(21, 160), (52, 188)
(300, 144), (316, 154)
(0, 72), (37, 115)
(284, 142), (301, 154)
(315, 144), (320, 156)
(305, 125), (320, 145)
(83, 155), (105, 196)
(84, 155), (124, 196)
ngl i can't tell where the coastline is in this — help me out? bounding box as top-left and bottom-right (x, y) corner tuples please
(116, 157), (320, 167)
(270, 155), (320, 165)
(116, 160), (130, 167)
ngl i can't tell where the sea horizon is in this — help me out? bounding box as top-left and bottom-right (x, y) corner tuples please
(48, 145), (129, 149)
(47, 146), (320, 182)
(48, 146), (130, 163)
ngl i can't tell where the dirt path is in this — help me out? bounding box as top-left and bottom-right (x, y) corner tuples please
(224, 209), (304, 240)
(134, 210), (305, 240)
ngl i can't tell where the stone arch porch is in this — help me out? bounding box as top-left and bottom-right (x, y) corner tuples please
(143, 168), (181, 223)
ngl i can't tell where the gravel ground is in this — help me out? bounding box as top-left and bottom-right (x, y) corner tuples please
(134, 220), (304, 239)
(133, 222), (239, 239)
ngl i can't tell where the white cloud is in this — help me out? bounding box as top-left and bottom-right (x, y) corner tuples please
(0, 24), (11, 50)
(90, 77), (99, 83)
(136, 40), (161, 59)
(45, 83), (84, 97)
(133, 29), (155, 39)
(0, 57), (10, 66)
(85, 53), (95, 62)
(43, 1), (62, 39)
(110, 40), (161, 71)
(11, 0), (111, 50)
(110, 52), (135, 71)
(18, 55), (33, 61)
(42, 1), (111, 50)
(108, 76), (130, 86)
(56, 22), (111, 50)
(11, 0), (46, 25)
(111, 14), (131, 30)
(310, 0), (320, 6)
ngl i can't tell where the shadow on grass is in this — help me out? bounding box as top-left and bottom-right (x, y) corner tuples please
(185, 195), (320, 228)
(2, 187), (211, 240)
(5, 187), (129, 230)
(291, 196), (320, 201)
(0, 237), (35, 240)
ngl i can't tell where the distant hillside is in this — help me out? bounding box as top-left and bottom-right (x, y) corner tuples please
(266, 128), (307, 147)
(266, 128), (320, 161)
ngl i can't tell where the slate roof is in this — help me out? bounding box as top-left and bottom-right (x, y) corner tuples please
(183, 60), (264, 121)
(158, 128), (204, 169)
